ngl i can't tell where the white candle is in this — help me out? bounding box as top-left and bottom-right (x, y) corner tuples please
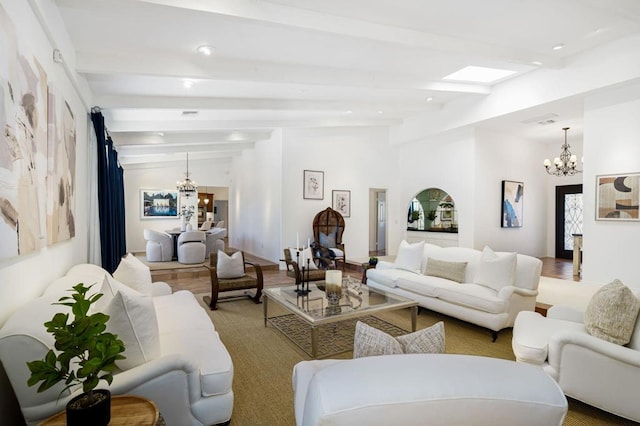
(296, 232), (300, 249)
(308, 238), (311, 248)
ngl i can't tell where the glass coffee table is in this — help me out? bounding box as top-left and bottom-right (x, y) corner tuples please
(263, 281), (418, 358)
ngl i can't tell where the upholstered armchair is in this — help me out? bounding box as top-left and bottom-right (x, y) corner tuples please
(312, 207), (346, 270)
(177, 230), (206, 264)
(512, 302), (640, 423)
(283, 248), (326, 285)
(144, 229), (173, 262)
(204, 250), (263, 310)
(205, 227), (227, 258)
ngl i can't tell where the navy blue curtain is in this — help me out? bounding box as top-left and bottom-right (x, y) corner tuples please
(91, 110), (126, 273)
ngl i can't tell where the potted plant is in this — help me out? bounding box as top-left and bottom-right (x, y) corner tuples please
(27, 283), (126, 426)
(410, 210), (420, 223)
(427, 210), (437, 221)
(369, 256), (379, 266)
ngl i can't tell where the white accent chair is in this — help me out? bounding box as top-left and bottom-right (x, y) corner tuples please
(143, 229), (173, 262)
(205, 227), (227, 258)
(214, 220), (225, 228)
(293, 354), (567, 426)
(199, 220), (213, 231)
(177, 231), (206, 264)
(512, 306), (640, 423)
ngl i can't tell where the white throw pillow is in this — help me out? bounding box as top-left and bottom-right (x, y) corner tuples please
(353, 321), (445, 358)
(289, 247), (318, 270)
(44, 276), (103, 297)
(94, 275), (143, 312)
(473, 246), (517, 292)
(394, 240), (424, 273)
(103, 290), (160, 370)
(217, 250), (245, 279)
(113, 254), (153, 296)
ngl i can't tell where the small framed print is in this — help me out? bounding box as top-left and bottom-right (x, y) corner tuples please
(332, 190), (351, 217)
(303, 170), (324, 200)
(596, 173), (640, 221)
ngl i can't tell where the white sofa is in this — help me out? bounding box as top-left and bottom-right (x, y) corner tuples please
(293, 354), (568, 426)
(512, 305), (640, 422)
(366, 242), (542, 340)
(0, 262), (233, 426)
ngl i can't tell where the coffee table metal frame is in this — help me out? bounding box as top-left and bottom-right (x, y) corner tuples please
(263, 283), (418, 358)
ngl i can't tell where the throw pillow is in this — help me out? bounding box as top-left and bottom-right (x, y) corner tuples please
(112, 254), (153, 296)
(217, 250), (245, 279)
(394, 240), (424, 273)
(93, 275), (143, 312)
(584, 279), (640, 345)
(103, 290), (161, 370)
(319, 232), (337, 248)
(424, 258), (467, 283)
(473, 246), (517, 292)
(354, 321), (445, 358)
(289, 247), (318, 270)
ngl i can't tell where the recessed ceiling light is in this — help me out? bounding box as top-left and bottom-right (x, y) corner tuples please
(344, 110), (353, 114)
(443, 66), (516, 83)
(156, 132), (164, 136)
(197, 45), (215, 56)
(531, 61), (543, 66)
(182, 110), (199, 116)
(426, 97), (433, 102)
(183, 79), (194, 89)
(377, 110), (383, 114)
(552, 43), (565, 51)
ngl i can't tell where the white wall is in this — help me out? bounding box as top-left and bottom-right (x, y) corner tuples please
(123, 158), (232, 253)
(230, 130), (283, 262)
(474, 128), (548, 257)
(396, 129), (476, 251)
(582, 84), (640, 287)
(281, 127), (396, 262)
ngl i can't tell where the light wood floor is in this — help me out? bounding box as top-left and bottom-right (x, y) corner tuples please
(159, 255), (578, 295)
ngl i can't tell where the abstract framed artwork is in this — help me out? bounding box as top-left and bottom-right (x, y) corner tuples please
(596, 173), (640, 221)
(332, 190), (351, 217)
(501, 180), (524, 228)
(303, 170), (324, 200)
(140, 189), (179, 218)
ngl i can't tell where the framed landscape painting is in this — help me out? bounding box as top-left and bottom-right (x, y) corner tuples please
(501, 180), (523, 228)
(140, 189), (179, 218)
(596, 173), (640, 221)
(303, 170), (324, 200)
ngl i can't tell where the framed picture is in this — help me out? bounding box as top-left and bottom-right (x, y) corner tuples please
(140, 189), (179, 218)
(332, 190), (351, 217)
(303, 170), (324, 200)
(596, 173), (640, 221)
(501, 180), (524, 228)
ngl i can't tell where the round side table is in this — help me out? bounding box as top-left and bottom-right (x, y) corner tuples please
(39, 395), (164, 426)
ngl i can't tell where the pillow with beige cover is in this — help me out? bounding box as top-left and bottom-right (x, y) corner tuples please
(584, 279), (640, 345)
(424, 258), (467, 283)
(353, 321), (445, 358)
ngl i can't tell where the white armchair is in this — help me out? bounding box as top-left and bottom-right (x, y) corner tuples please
(177, 231), (206, 264)
(199, 220), (213, 231)
(512, 306), (640, 422)
(214, 220), (225, 228)
(205, 227), (227, 258)
(144, 229), (173, 262)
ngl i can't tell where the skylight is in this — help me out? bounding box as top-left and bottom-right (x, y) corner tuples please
(443, 66), (517, 83)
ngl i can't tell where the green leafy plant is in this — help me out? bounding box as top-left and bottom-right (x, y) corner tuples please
(369, 256), (378, 265)
(27, 283), (126, 407)
(410, 210), (420, 222)
(427, 210), (437, 221)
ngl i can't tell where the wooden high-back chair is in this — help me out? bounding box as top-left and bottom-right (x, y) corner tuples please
(312, 207), (346, 270)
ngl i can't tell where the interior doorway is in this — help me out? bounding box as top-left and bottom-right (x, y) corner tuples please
(555, 184), (583, 259)
(369, 189), (387, 256)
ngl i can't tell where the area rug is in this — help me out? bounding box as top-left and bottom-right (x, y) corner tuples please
(268, 314), (407, 358)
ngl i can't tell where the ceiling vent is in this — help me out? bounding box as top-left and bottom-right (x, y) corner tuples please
(182, 110), (199, 116)
(521, 113), (558, 125)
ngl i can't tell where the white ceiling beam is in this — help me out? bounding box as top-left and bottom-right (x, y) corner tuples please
(116, 142), (255, 156)
(112, 130), (273, 145)
(135, 0), (562, 68)
(77, 52), (491, 95)
(119, 152), (239, 167)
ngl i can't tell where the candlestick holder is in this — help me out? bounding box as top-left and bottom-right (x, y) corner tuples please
(297, 257), (313, 295)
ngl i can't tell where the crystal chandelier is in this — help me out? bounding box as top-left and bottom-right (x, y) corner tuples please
(543, 127), (582, 176)
(177, 152), (197, 197)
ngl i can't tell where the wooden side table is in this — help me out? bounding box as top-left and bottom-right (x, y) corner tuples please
(39, 395), (163, 426)
(361, 263), (376, 284)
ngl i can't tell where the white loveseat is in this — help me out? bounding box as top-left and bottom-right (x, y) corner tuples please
(366, 242), (542, 340)
(293, 354), (567, 426)
(0, 260), (233, 426)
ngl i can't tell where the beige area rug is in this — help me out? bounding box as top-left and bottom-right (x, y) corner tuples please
(268, 314), (406, 358)
(134, 253), (206, 270)
(195, 293), (633, 426)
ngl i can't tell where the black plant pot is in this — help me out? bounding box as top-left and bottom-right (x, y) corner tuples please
(66, 389), (111, 426)
(369, 259), (378, 266)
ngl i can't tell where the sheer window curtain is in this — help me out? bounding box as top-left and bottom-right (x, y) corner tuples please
(87, 115), (101, 265)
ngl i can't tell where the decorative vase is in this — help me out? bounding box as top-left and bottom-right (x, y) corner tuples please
(66, 389), (111, 426)
(186, 223), (193, 231)
(181, 216), (186, 231)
